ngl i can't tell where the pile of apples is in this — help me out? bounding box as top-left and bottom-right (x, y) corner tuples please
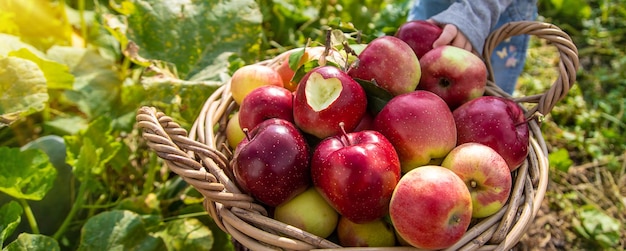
(224, 20), (530, 250)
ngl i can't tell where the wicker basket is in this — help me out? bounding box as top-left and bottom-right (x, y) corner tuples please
(136, 21), (579, 251)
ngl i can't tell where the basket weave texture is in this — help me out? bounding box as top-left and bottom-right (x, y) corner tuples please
(136, 21), (579, 251)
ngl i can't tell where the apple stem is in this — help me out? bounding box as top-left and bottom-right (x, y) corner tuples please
(439, 78), (452, 88)
(520, 111), (545, 126)
(320, 28), (332, 66)
(470, 180), (478, 189)
(338, 122), (351, 146)
(242, 128), (251, 141)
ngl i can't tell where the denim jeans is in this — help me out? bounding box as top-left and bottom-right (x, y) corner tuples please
(408, 0), (538, 94)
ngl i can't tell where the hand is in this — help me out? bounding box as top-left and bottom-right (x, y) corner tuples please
(426, 20), (473, 52)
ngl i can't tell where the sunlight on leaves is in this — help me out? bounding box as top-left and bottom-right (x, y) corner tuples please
(0, 0), (72, 50)
(9, 48), (74, 90)
(153, 218), (214, 251)
(110, 0), (263, 79)
(0, 147), (57, 201)
(0, 57), (48, 127)
(2, 233), (60, 251)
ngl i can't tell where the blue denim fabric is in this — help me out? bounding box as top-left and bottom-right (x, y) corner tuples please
(408, 0), (538, 94)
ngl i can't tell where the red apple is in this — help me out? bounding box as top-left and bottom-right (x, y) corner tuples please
(452, 96), (529, 170)
(418, 45), (487, 110)
(441, 142), (512, 218)
(273, 187), (339, 238)
(293, 66), (367, 139)
(232, 118), (310, 207)
(373, 90), (457, 173)
(353, 111), (374, 132)
(230, 64), (284, 104)
(337, 216), (396, 247)
(311, 128), (401, 223)
(389, 165), (472, 250)
(394, 20), (443, 59)
(347, 36), (421, 96)
(238, 85), (294, 131)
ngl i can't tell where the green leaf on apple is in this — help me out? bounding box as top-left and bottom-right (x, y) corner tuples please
(288, 48), (306, 71)
(292, 60), (320, 86)
(292, 60), (343, 90)
(353, 78), (393, 115)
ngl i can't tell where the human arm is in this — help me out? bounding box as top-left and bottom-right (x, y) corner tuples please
(429, 0), (514, 54)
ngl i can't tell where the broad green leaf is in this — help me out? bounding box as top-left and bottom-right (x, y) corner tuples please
(153, 218), (213, 251)
(0, 147), (57, 201)
(9, 48), (74, 90)
(0, 0), (72, 50)
(43, 116), (88, 136)
(354, 78), (394, 115)
(0, 201), (22, 246)
(0, 34), (45, 58)
(64, 117), (122, 184)
(46, 46), (122, 118)
(2, 233), (60, 251)
(0, 57), (48, 127)
(117, 0), (263, 79)
(77, 210), (166, 251)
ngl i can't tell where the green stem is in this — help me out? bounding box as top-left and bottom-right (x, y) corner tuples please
(18, 199), (39, 234)
(79, 0), (88, 47)
(53, 182), (87, 240)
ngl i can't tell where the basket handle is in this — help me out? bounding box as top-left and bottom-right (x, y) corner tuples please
(482, 21), (579, 118)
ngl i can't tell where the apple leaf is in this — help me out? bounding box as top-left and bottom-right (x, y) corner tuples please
(288, 48), (306, 71)
(0, 201), (22, 246)
(76, 210), (166, 251)
(2, 233), (60, 251)
(291, 59), (320, 88)
(0, 147), (57, 201)
(0, 56), (48, 127)
(153, 218), (214, 251)
(114, 0), (263, 80)
(354, 78), (394, 115)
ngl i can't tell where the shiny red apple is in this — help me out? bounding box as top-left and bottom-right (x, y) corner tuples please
(418, 45), (488, 110)
(452, 96), (529, 170)
(232, 118), (310, 207)
(238, 85), (294, 131)
(311, 128), (401, 223)
(395, 20), (443, 59)
(347, 36), (421, 96)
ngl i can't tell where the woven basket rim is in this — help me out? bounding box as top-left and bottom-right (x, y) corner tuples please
(136, 20), (579, 251)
